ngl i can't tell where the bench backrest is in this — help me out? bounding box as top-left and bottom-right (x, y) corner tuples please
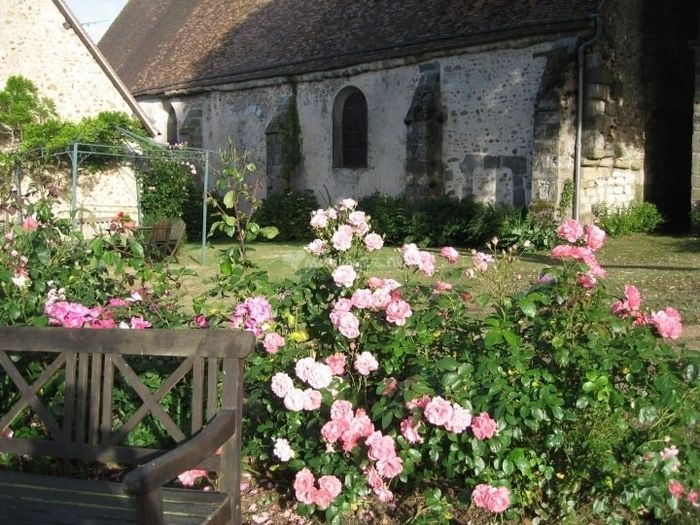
(0, 327), (255, 471)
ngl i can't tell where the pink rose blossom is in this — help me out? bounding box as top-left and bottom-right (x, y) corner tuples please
(400, 417), (423, 444)
(330, 310), (360, 339)
(424, 396), (453, 427)
(178, 469), (208, 487)
(400, 244), (423, 267)
(471, 412), (497, 440)
(584, 224), (606, 251)
(418, 251), (436, 276)
(550, 244), (576, 259)
(331, 225), (354, 251)
(557, 219), (584, 243)
(347, 211), (367, 226)
(371, 289), (392, 310)
(472, 484), (511, 513)
(577, 272), (597, 289)
(271, 372), (294, 398)
(263, 332), (285, 354)
(440, 246), (459, 263)
(305, 362), (333, 390)
(364, 233), (384, 251)
(338, 198), (357, 210)
(193, 314), (208, 328)
(321, 419), (348, 443)
(21, 216), (39, 231)
(305, 239), (327, 255)
(333, 298), (353, 312)
(687, 490), (699, 507)
(325, 353), (346, 375)
(318, 475), (342, 498)
(295, 357), (317, 383)
(668, 480), (685, 499)
(650, 307), (683, 339)
(354, 351), (379, 376)
(108, 298), (129, 307)
(660, 445), (679, 460)
(330, 400), (353, 421)
(364, 465), (384, 491)
(303, 389), (322, 411)
(294, 469), (316, 504)
(284, 388), (307, 412)
(351, 288), (374, 309)
(473, 252), (494, 272)
(433, 281), (453, 294)
(385, 298), (412, 326)
(444, 403), (472, 434)
(313, 488), (339, 509)
(367, 277), (384, 289)
(405, 395), (431, 410)
(382, 377), (398, 395)
(366, 431), (396, 462)
(332, 265), (357, 288)
(310, 210), (329, 229)
(376, 485), (394, 502)
(625, 285), (642, 311)
(376, 456), (403, 479)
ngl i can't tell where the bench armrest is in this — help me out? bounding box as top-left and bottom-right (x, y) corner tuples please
(123, 409), (236, 495)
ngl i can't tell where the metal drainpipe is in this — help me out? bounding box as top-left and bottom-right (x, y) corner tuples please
(574, 11), (603, 221)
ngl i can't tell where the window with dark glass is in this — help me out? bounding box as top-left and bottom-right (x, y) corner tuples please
(333, 87), (367, 168)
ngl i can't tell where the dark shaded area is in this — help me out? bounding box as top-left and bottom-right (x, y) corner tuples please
(641, 0), (699, 232)
(100, 0), (600, 95)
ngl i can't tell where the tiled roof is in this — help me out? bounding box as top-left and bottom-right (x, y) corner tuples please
(100, 0), (600, 96)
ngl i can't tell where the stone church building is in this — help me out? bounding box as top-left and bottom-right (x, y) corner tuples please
(101, 0), (699, 228)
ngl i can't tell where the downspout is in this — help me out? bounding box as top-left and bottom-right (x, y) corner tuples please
(573, 9), (603, 220)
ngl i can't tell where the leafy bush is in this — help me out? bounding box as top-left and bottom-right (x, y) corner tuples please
(593, 201), (664, 236)
(497, 209), (559, 250)
(200, 199), (699, 524)
(256, 190), (319, 241)
(137, 152), (202, 224)
(358, 194), (515, 247)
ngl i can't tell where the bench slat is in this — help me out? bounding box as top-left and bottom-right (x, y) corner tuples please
(0, 327), (255, 359)
(0, 471), (228, 525)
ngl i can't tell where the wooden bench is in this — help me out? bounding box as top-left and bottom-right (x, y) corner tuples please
(0, 326), (255, 525)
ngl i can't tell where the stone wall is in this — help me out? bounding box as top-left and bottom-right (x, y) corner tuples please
(142, 38), (563, 207)
(574, 0), (646, 222)
(1, 0), (142, 227)
(0, 0), (134, 121)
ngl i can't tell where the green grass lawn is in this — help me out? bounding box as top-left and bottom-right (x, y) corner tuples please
(178, 233), (700, 347)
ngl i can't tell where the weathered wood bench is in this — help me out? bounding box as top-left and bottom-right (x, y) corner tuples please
(0, 326), (255, 525)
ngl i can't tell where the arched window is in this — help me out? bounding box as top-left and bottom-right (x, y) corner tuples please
(333, 87), (367, 168)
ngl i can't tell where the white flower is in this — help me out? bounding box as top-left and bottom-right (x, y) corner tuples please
(11, 275), (29, 288)
(273, 438), (295, 462)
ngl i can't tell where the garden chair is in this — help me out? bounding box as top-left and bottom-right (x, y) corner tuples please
(143, 218), (171, 260)
(162, 218), (186, 260)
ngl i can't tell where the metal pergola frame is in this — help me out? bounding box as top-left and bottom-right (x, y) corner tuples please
(14, 131), (217, 264)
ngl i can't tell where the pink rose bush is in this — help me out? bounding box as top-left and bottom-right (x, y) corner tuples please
(21, 196), (695, 523)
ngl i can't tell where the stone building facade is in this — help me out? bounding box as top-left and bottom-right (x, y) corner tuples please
(693, 10), (700, 229)
(101, 0), (699, 227)
(1, 0), (155, 225)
